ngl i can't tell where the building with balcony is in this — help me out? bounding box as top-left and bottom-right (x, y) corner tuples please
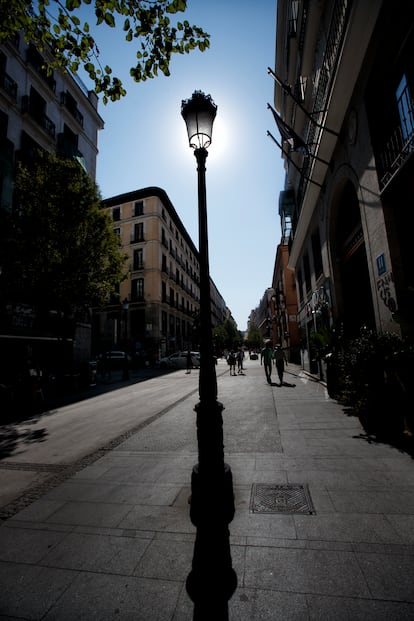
(271, 240), (300, 362)
(273, 0), (414, 374)
(0, 34), (104, 210)
(0, 34), (105, 400)
(95, 187), (228, 363)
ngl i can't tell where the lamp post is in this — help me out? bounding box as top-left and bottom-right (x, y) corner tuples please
(122, 298), (129, 343)
(122, 298), (129, 380)
(181, 91), (237, 620)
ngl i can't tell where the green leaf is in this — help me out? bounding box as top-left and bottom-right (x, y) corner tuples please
(65, 0), (81, 10)
(104, 12), (115, 27)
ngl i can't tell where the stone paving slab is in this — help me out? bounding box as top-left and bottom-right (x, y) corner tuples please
(1, 361), (414, 619)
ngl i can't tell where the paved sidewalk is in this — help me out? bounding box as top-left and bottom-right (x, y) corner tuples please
(1, 359), (414, 619)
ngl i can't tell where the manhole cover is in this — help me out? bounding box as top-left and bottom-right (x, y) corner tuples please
(250, 483), (315, 515)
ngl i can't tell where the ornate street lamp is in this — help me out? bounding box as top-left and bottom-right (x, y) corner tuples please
(182, 91), (237, 620)
(122, 298), (129, 380)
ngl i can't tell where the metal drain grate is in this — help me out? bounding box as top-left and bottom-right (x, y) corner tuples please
(250, 483), (315, 515)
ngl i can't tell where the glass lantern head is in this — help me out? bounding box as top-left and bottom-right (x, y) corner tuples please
(181, 90), (217, 150)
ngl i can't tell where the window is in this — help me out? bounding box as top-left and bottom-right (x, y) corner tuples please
(133, 222), (144, 242)
(0, 109), (7, 139)
(112, 207), (121, 221)
(303, 254), (311, 293)
(131, 278), (144, 301)
(162, 254), (167, 273)
(25, 87), (55, 137)
(61, 91), (83, 126)
(311, 229), (323, 279)
(170, 287), (175, 306)
(161, 311), (167, 334)
(162, 281), (167, 303)
(134, 200), (144, 216)
(58, 124), (79, 159)
(297, 269), (304, 303)
(396, 74), (414, 144)
(133, 248), (143, 270)
(113, 227), (121, 237)
(169, 314), (175, 336)
(288, 0), (299, 37)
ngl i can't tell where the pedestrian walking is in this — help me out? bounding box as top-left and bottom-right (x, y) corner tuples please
(274, 344), (288, 385)
(227, 351), (237, 376)
(186, 350), (192, 374)
(260, 340), (274, 384)
(236, 348), (245, 374)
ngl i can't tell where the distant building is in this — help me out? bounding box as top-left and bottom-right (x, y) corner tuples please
(96, 187), (228, 363)
(273, 0), (414, 374)
(249, 288), (276, 344)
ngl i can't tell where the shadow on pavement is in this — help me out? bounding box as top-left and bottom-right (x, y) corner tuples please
(0, 367), (174, 427)
(0, 425), (48, 459)
(352, 430), (414, 459)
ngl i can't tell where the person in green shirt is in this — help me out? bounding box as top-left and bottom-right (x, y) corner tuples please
(260, 340), (274, 384)
(274, 344), (288, 385)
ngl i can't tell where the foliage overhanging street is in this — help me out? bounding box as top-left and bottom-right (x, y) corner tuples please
(0, 0), (210, 103)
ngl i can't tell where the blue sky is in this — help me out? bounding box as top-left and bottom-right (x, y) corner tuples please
(86, 0), (285, 331)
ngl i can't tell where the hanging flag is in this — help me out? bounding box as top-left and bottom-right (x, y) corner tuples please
(267, 131), (324, 189)
(268, 103), (309, 156)
(268, 68), (339, 137)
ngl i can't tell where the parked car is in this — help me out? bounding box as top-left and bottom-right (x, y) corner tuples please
(97, 351), (131, 370)
(250, 352), (259, 360)
(159, 351), (200, 369)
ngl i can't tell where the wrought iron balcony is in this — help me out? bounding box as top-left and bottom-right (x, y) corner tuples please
(60, 91), (84, 127)
(377, 123), (414, 192)
(0, 71), (17, 100)
(22, 96), (56, 138)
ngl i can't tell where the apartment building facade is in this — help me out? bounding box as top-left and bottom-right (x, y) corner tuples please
(273, 0), (414, 373)
(0, 34), (104, 392)
(271, 240), (301, 362)
(96, 187), (228, 363)
(0, 34), (103, 210)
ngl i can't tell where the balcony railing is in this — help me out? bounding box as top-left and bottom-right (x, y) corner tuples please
(377, 123), (414, 191)
(22, 96), (56, 138)
(0, 71), (17, 100)
(26, 46), (56, 93)
(60, 92), (84, 127)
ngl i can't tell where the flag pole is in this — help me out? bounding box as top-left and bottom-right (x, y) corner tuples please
(267, 103), (331, 167)
(267, 131), (324, 189)
(268, 67), (340, 138)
